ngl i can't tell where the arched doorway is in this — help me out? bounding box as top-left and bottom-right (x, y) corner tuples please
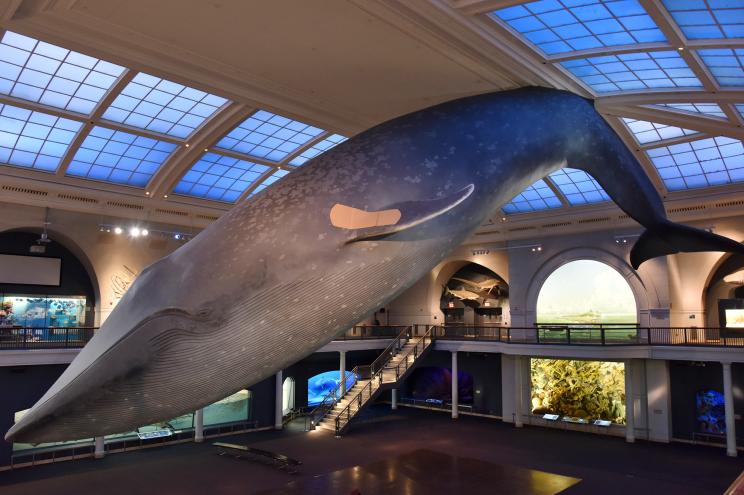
(703, 253), (744, 329)
(440, 263), (509, 325)
(536, 260), (637, 325)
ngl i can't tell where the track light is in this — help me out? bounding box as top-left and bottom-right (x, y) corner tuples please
(141, 229), (149, 236)
(114, 226), (123, 235)
(130, 227), (141, 237)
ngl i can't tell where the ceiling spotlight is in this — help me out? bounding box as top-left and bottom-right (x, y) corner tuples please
(163, 194), (168, 199)
(130, 227), (141, 237)
(204, 148), (208, 152)
(677, 47), (684, 51)
(141, 229), (149, 236)
(174, 233), (181, 240)
(99, 226), (104, 232)
(145, 191), (150, 196)
(106, 227), (111, 233)
(185, 143), (190, 148)
(114, 226), (123, 235)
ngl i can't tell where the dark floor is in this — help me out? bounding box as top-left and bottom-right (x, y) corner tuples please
(1, 405), (742, 495)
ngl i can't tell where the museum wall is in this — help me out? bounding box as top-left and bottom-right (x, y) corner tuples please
(0, 202), (196, 325)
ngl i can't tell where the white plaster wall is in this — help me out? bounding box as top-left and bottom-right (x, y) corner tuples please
(0, 202), (189, 325)
(645, 359), (672, 442)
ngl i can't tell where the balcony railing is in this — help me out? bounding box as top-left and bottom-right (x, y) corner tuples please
(0, 327), (97, 350)
(2, 324), (743, 351)
(434, 324), (744, 347)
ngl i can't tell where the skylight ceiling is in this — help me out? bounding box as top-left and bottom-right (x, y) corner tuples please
(173, 152), (270, 203)
(0, 103), (82, 172)
(662, 0), (744, 39)
(491, 0), (666, 56)
(0, 31), (125, 115)
(102, 73), (228, 138)
(502, 178), (563, 213)
(622, 118), (700, 144)
(651, 103), (726, 119)
(216, 110), (325, 162)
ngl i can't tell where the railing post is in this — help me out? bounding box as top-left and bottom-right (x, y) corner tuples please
(536, 327), (540, 344)
(601, 327), (606, 345)
(684, 328), (688, 345)
(507, 327), (511, 343)
(567, 328), (571, 345)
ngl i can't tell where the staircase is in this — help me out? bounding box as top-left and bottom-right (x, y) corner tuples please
(308, 325), (434, 436)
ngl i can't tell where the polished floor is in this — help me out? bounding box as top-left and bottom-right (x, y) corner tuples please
(1, 406), (742, 495)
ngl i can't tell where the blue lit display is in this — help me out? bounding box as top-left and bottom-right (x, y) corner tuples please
(102, 73), (229, 138)
(561, 51), (701, 92)
(307, 370), (357, 407)
(288, 133), (347, 166)
(698, 48), (744, 87)
(623, 118), (699, 144)
(696, 390), (725, 434)
(548, 168), (610, 205)
(502, 178), (562, 213)
(249, 169), (289, 197)
(0, 31), (125, 115)
(66, 126), (177, 187)
(216, 110), (324, 162)
(663, 0), (744, 40)
(173, 152), (269, 203)
(491, 0), (665, 56)
(0, 103), (82, 172)
(646, 136), (744, 190)
(654, 103), (726, 119)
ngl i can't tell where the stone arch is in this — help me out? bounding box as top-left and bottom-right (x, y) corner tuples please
(524, 247), (656, 326)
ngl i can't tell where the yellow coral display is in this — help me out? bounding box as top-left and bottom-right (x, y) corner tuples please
(530, 359), (626, 424)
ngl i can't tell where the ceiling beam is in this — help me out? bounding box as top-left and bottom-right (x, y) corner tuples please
(542, 176), (570, 208)
(447, 0), (526, 15)
(595, 90), (744, 107)
(599, 105), (744, 141)
(148, 102), (255, 198)
(546, 42), (672, 63)
(55, 70), (137, 177)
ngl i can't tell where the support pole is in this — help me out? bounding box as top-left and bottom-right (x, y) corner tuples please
(392, 389), (398, 410)
(275, 370), (283, 430)
(194, 408), (204, 443)
(723, 362), (738, 457)
(94, 436), (105, 459)
(340, 350), (347, 396)
(514, 356), (523, 428)
(452, 351), (459, 419)
(625, 359), (635, 443)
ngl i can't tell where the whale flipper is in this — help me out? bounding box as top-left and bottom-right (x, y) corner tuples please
(630, 221), (744, 269)
(340, 183), (474, 243)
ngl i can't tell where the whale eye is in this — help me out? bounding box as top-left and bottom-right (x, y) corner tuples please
(329, 204), (401, 230)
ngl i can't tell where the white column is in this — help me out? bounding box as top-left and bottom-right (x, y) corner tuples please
(94, 436), (105, 459)
(194, 408), (204, 443)
(451, 351), (459, 419)
(723, 362), (737, 457)
(514, 356), (523, 428)
(392, 389), (398, 410)
(275, 370), (283, 430)
(339, 350), (347, 396)
(625, 359), (635, 443)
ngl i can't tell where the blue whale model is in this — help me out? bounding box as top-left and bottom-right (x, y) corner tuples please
(7, 87), (744, 443)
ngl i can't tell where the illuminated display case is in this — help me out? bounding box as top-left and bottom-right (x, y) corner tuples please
(0, 294), (87, 327)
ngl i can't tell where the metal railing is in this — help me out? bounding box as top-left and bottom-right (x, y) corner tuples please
(337, 325), (409, 340)
(334, 326), (434, 435)
(0, 327), (96, 350)
(433, 324), (744, 347)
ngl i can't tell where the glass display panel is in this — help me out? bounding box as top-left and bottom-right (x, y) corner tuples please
(0, 294), (86, 327)
(203, 389), (250, 426)
(696, 390), (725, 434)
(12, 409), (92, 452)
(725, 308), (744, 328)
(531, 358), (626, 424)
(308, 371), (357, 407)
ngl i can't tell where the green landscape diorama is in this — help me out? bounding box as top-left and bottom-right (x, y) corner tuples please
(536, 310), (637, 325)
(530, 359), (626, 424)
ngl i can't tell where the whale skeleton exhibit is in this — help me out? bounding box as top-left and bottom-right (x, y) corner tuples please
(7, 87), (744, 444)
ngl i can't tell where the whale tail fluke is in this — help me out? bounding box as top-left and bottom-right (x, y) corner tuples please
(630, 221), (744, 269)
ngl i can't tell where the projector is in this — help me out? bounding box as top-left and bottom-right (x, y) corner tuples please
(29, 245), (46, 254)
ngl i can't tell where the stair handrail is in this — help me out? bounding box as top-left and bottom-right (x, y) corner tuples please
(333, 326), (434, 435)
(306, 365), (363, 430)
(370, 325), (412, 376)
(390, 325), (434, 381)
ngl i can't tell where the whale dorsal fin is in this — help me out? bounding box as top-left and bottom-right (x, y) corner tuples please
(330, 183), (474, 243)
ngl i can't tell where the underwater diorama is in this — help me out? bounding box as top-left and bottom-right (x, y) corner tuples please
(404, 366), (474, 404)
(696, 390), (726, 434)
(308, 370), (357, 407)
(530, 358), (626, 424)
(0, 295), (86, 328)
